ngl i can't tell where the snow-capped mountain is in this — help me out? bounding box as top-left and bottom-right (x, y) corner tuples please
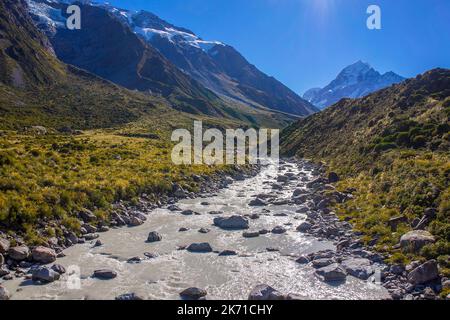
(26, 0), (317, 116)
(303, 61), (405, 109)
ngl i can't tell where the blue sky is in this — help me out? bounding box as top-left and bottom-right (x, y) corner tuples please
(105, 0), (450, 95)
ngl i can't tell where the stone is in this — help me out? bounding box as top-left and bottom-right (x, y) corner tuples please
(219, 250), (237, 256)
(0, 253), (3, 265)
(94, 240), (103, 247)
(32, 266), (61, 283)
(248, 198), (267, 207)
(127, 257), (142, 264)
(296, 256), (310, 264)
(115, 293), (144, 300)
(407, 260), (439, 285)
(129, 216), (144, 226)
(243, 231), (260, 238)
(328, 172), (339, 183)
(0, 266), (9, 277)
(0, 238), (10, 254)
(178, 227), (189, 232)
(51, 264), (66, 274)
(198, 228), (210, 234)
(187, 243), (213, 253)
(8, 246), (30, 261)
(79, 209), (96, 222)
(214, 216), (249, 230)
(400, 230), (435, 253)
(180, 287), (207, 300)
(93, 269), (117, 279)
(341, 258), (373, 280)
(83, 224), (98, 233)
(168, 205), (181, 212)
(271, 226), (287, 234)
(32, 246), (56, 264)
(423, 287), (436, 300)
(296, 222), (312, 233)
(181, 210), (195, 216)
(276, 175), (289, 183)
(259, 229), (270, 235)
(0, 286), (10, 300)
(248, 284), (285, 300)
(84, 233), (99, 241)
(293, 189), (308, 197)
(312, 258), (334, 268)
(390, 264), (405, 275)
(315, 264), (347, 282)
(147, 231), (162, 243)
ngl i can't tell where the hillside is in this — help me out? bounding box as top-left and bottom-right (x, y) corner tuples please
(282, 68), (450, 271)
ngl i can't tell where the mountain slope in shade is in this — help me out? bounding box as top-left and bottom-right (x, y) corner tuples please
(107, 7), (318, 116)
(303, 61), (405, 109)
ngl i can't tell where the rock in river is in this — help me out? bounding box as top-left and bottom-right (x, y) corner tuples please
(219, 250), (237, 256)
(296, 222), (312, 233)
(315, 264), (347, 283)
(248, 284), (285, 300)
(243, 231), (260, 238)
(147, 231), (162, 243)
(32, 246), (56, 264)
(32, 266), (61, 283)
(116, 293), (144, 300)
(93, 269), (117, 280)
(341, 258), (373, 280)
(271, 226), (287, 234)
(0, 286), (10, 300)
(187, 243), (213, 253)
(214, 216), (249, 230)
(180, 287), (207, 300)
(248, 198), (267, 207)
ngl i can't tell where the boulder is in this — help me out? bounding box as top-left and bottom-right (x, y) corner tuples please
(79, 209), (96, 222)
(296, 222), (312, 233)
(328, 172), (339, 183)
(32, 266), (61, 283)
(129, 216), (144, 226)
(248, 198), (267, 207)
(0, 238), (10, 254)
(198, 228), (210, 234)
(341, 258), (373, 280)
(179, 227), (189, 232)
(181, 210), (195, 216)
(248, 284), (285, 300)
(115, 293), (144, 300)
(8, 246), (30, 261)
(147, 231), (162, 243)
(243, 231), (260, 238)
(214, 216), (249, 230)
(219, 250), (237, 256)
(93, 269), (117, 280)
(312, 258), (334, 269)
(51, 264), (66, 274)
(315, 264), (347, 282)
(407, 260), (439, 285)
(276, 175), (289, 183)
(180, 287), (207, 300)
(271, 226), (287, 234)
(296, 256), (310, 264)
(32, 246), (57, 264)
(400, 230), (435, 253)
(187, 243), (213, 253)
(0, 286), (10, 300)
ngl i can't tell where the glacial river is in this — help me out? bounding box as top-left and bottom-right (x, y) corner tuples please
(4, 161), (390, 300)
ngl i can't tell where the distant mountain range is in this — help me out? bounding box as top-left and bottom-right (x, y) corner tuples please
(303, 61), (405, 109)
(27, 0), (317, 117)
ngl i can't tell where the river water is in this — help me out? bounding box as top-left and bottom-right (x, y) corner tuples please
(4, 161), (390, 300)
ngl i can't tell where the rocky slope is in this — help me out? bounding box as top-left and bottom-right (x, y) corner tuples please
(303, 61), (405, 109)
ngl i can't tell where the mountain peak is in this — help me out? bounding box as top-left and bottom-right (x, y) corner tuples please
(303, 61), (405, 109)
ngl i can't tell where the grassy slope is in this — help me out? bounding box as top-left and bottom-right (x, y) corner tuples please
(281, 69), (450, 277)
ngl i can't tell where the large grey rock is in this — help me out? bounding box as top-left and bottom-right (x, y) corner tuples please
(180, 287), (207, 300)
(32, 246), (57, 264)
(0, 286), (10, 300)
(93, 269), (117, 279)
(147, 231), (162, 243)
(0, 238), (10, 254)
(312, 258), (334, 269)
(79, 209), (96, 222)
(214, 216), (249, 230)
(400, 230), (435, 253)
(187, 243), (213, 253)
(297, 222), (312, 233)
(248, 198), (267, 207)
(407, 260), (439, 285)
(315, 264), (347, 282)
(341, 258), (373, 280)
(32, 266), (61, 283)
(129, 216), (144, 227)
(248, 284), (285, 300)
(8, 246), (30, 261)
